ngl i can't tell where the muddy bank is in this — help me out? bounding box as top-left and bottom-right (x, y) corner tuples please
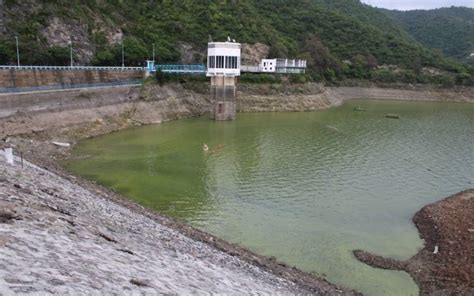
(354, 190), (474, 295)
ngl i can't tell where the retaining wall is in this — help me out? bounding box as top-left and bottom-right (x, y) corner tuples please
(0, 69), (145, 93)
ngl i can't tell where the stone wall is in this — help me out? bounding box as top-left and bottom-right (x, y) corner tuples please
(0, 69), (145, 93)
(0, 86), (141, 118)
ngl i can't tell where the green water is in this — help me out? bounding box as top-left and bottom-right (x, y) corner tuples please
(65, 100), (474, 295)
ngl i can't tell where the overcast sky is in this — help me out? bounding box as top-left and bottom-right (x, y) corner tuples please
(361, 0), (474, 10)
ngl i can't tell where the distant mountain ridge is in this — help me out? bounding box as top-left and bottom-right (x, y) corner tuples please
(383, 7), (474, 60)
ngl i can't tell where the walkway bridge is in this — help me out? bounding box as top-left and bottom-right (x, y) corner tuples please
(153, 64), (206, 74)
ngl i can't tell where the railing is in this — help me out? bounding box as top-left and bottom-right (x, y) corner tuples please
(241, 64), (306, 74)
(0, 65), (145, 71)
(276, 59), (307, 69)
(154, 64), (206, 74)
(275, 68), (306, 74)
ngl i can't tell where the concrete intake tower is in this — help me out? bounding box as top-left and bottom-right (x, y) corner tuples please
(206, 41), (241, 121)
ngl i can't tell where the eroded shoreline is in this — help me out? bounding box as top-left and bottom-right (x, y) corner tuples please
(354, 190), (474, 295)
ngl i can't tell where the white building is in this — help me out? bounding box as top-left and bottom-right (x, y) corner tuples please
(207, 42), (241, 77)
(260, 59), (277, 72)
(241, 58), (307, 74)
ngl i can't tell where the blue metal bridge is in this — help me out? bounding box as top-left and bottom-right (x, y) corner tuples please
(153, 64), (206, 74)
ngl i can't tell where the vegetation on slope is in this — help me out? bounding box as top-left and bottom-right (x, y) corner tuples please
(384, 7), (474, 61)
(0, 0), (473, 85)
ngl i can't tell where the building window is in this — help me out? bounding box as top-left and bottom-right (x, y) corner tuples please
(209, 56), (216, 68)
(213, 56), (238, 69)
(218, 103), (224, 114)
(216, 56), (224, 68)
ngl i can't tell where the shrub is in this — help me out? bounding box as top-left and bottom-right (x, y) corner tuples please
(240, 73), (281, 84)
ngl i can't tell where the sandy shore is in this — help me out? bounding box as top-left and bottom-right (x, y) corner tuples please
(354, 190), (474, 295)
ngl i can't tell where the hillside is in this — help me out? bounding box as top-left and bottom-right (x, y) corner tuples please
(384, 7), (474, 61)
(0, 0), (472, 85)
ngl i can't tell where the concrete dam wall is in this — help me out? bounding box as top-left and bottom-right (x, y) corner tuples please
(0, 68), (145, 93)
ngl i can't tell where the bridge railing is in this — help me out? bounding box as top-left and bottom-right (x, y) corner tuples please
(0, 65), (145, 71)
(154, 64), (206, 73)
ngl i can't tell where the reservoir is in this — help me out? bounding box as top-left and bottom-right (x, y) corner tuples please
(65, 100), (474, 295)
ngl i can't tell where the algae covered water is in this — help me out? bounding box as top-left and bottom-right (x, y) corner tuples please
(65, 100), (474, 295)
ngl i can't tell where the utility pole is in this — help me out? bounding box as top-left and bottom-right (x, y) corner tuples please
(152, 43), (155, 62)
(121, 41), (124, 68)
(14, 36), (20, 67)
(69, 40), (73, 68)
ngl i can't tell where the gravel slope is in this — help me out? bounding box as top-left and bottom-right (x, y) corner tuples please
(0, 156), (311, 295)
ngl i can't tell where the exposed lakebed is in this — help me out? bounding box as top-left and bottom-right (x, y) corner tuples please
(65, 100), (474, 295)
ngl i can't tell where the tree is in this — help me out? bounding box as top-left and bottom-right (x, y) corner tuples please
(91, 49), (116, 66)
(0, 41), (14, 65)
(46, 46), (70, 66)
(121, 37), (148, 66)
(302, 35), (340, 72)
(366, 54), (378, 69)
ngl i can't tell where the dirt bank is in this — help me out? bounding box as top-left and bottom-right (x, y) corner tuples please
(0, 84), (210, 140)
(334, 85), (474, 102)
(354, 190), (474, 295)
(238, 83), (345, 112)
(3, 82), (472, 142)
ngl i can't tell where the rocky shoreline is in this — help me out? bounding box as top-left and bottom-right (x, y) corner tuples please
(1, 83), (473, 294)
(354, 190), (474, 295)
